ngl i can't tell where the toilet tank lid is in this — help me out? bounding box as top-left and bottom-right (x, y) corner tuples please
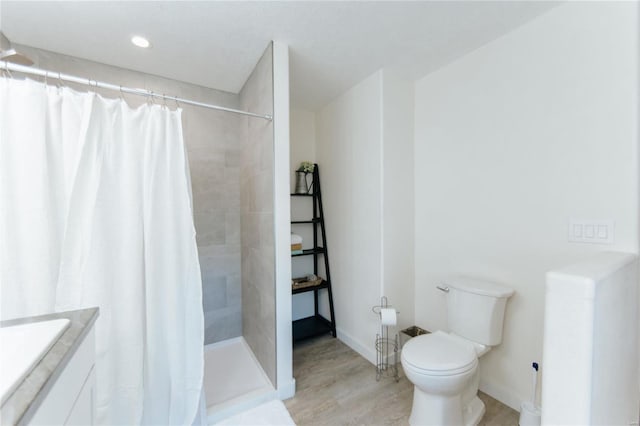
(447, 277), (514, 298)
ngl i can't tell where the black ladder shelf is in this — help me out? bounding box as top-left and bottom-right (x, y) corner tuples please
(291, 164), (337, 342)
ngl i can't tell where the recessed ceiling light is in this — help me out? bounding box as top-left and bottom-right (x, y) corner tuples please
(131, 36), (150, 48)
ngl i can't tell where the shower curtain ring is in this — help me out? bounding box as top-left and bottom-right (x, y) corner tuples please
(3, 62), (13, 79)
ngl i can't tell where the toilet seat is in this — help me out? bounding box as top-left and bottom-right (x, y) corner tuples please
(402, 331), (477, 376)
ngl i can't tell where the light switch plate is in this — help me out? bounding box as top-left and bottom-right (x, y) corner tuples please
(568, 219), (614, 244)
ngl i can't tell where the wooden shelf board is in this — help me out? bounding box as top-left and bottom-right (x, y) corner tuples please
(292, 279), (329, 294)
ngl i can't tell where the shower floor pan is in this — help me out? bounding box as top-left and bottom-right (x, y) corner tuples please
(204, 337), (277, 424)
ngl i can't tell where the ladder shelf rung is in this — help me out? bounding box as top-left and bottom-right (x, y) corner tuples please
(291, 248), (325, 257)
(291, 218), (320, 224)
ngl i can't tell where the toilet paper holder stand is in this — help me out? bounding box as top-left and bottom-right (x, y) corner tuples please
(372, 296), (400, 382)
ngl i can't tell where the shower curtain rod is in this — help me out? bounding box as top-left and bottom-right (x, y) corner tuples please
(1, 61), (273, 121)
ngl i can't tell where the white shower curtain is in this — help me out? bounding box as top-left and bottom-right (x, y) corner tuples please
(0, 78), (204, 425)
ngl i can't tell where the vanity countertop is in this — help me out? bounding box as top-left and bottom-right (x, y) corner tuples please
(0, 307), (99, 425)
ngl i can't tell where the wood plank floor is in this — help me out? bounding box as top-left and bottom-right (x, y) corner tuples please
(284, 335), (519, 425)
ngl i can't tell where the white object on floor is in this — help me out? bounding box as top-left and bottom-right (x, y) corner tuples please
(216, 400), (295, 425)
(205, 337), (277, 424)
(518, 362), (541, 425)
(519, 401), (541, 426)
(401, 277), (514, 425)
(0, 318), (70, 404)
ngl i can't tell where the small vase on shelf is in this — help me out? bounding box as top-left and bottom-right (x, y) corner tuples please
(295, 171), (309, 194)
(294, 161), (315, 194)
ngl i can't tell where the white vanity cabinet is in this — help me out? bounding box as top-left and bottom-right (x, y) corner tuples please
(0, 308), (99, 426)
(30, 327), (96, 425)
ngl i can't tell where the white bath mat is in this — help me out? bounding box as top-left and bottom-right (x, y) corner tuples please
(215, 400), (296, 425)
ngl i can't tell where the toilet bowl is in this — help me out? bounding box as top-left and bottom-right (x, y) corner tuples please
(402, 277), (514, 426)
(402, 331), (483, 425)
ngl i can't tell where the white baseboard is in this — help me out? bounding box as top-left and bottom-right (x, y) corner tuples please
(336, 327), (377, 365)
(479, 378), (522, 412)
(204, 336), (243, 351)
(277, 378), (296, 400)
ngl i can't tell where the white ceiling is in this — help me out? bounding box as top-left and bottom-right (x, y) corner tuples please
(0, 1), (558, 111)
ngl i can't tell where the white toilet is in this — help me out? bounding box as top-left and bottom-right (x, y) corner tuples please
(401, 277), (514, 426)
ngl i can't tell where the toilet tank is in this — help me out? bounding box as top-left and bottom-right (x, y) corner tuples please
(445, 277), (514, 346)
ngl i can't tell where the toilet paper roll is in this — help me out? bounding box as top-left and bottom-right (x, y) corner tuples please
(380, 308), (397, 326)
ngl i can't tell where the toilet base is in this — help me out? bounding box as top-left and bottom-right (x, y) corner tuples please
(409, 388), (485, 426)
(463, 396), (485, 426)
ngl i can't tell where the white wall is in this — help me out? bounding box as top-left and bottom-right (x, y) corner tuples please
(315, 70), (416, 362)
(316, 71), (384, 361)
(414, 1), (639, 410)
(290, 109), (317, 193)
(381, 70), (415, 331)
(542, 252), (639, 424)
(290, 109), (317, 321)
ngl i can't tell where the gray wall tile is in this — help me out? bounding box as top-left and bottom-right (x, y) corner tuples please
(240, 43), (277, 387)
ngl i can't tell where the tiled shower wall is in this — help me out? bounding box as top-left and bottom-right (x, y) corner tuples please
(190, 110), (243, 345)
(15, 44), (243, 345)
(239, 43), (277, 386)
